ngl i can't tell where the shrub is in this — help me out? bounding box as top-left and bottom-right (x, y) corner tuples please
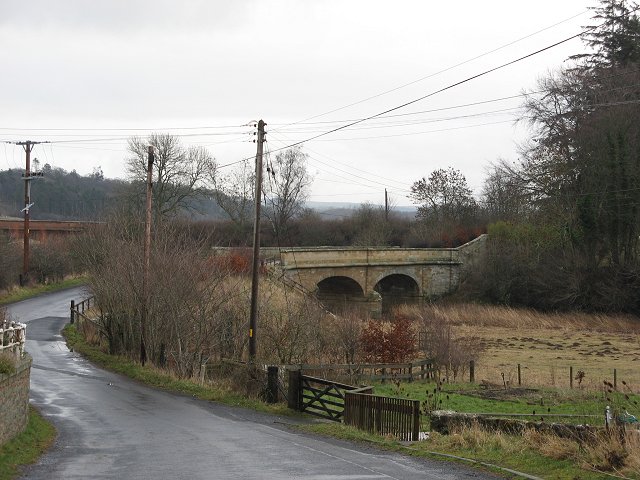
(31, 238), (75, 283)
(0, 235), (20, 290)
(360, 317), (416, 363)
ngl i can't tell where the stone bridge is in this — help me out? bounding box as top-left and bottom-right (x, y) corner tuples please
(278, 235), (487, 315)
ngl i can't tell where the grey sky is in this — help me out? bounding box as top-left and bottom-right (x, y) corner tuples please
(0, 0), (591, 207)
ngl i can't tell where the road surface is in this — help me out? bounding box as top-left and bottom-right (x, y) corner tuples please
(9, 287), (496, 479)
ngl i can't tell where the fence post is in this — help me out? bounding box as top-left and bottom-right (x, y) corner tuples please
(412, 400), (420, 441)
(613, 368), (617, 391)
(517, 364), (521, 386)
(287, 369), (302, 411)
(267, 366), (279, 404)
(70, 300), (75, 324)
(408, 364), (413, 383)
(469, 360), (475, 383)
(570, 366), (573, 389)
(199, 364), (206, 385)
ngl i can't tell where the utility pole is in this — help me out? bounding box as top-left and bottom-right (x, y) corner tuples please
(249, 120), (266, 363)
(384, 188), (389, 221)
(141, 145), (154, 366)
(14, 141), (44, 285)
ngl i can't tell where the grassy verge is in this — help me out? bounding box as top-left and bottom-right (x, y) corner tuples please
(62, 324), (291, 416)
(0, 406), (56, 480)
(0, 277), (87, 306)
(298, 422), (614, 480)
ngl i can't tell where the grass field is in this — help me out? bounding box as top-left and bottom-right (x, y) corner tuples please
(409, 303), (640, 392)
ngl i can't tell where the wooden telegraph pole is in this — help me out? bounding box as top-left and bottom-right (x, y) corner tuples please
(14, 140), (44, 285)
(249, 120), (266, 362)
(141, 145), (154, 366)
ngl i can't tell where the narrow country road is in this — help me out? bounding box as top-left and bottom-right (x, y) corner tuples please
(9, 288), (497, 480)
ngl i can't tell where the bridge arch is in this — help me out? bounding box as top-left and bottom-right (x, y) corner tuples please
(316, 276), (365, 313)
(373, 274), (421, 314)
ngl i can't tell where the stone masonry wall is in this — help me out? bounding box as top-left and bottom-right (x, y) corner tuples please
(0, 354), (32, 444)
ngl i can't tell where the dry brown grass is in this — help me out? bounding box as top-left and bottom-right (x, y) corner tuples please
(397, 303), (640, 391)
(522, 429), (580, 461)
(580, 429), (640, 476)
(451, 423), (521, 453)
(399, 302), (640, 333)
(446, 423), (640, 477)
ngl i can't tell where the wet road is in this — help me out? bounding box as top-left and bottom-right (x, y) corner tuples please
(9, 288), (495, 479)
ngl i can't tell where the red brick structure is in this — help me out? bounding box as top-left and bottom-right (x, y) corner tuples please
(0, 219), (101, 243)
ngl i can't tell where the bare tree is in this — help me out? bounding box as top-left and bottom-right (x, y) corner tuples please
(481, 161), (531, 222)
(127, 134), (214, 219)
(264, 146), (312, 234)
(209, 159), (255, 230)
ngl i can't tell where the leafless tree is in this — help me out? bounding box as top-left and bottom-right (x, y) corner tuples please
(264, 146), (312, 234)
(127, 133), (214, 219)
(209, 159), (255, 230)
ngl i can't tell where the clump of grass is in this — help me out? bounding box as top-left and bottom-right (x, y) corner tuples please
(522, 429), (580, 461)
(0, 353), (16, 375)
(580, 429), (640, 475)
(447, 422), (520, 454)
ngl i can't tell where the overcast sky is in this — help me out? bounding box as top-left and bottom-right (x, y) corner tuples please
(0, 0), (592, 207)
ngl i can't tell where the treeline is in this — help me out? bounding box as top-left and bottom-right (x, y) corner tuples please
(466, 1), (640, 314)
(0, 166), (123, 220)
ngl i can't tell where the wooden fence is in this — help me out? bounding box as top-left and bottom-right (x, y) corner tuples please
(70, 296), (102, 343)
(284, 358), (434, 384)
(344, 391), (421, 441)
(70, 296), (96, 324)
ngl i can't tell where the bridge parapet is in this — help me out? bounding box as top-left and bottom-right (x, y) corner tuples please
(280, 246), (461, 269)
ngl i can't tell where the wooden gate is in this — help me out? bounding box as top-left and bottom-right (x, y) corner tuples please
(288, 370), (372, 421)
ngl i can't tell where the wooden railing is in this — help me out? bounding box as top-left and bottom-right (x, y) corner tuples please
(0, 320), (26, 358)
(70, 296), (96, 324)
(70, 296), (103, 344)
(344, 391), (421, 441)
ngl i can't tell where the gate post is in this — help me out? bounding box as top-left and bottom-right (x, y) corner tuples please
(412, 400), (420, 441)
(287, 369), (302, 411)
(70, 300), (75, 324)
(267, 366), (278, 404)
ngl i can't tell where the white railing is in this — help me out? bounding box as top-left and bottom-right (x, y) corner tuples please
(0, 321), (26, 358)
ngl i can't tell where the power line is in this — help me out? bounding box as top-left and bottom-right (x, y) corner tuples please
(259, 28), (589, 156)
(0, 123), (249, 132)
(271, 9), (589, 132)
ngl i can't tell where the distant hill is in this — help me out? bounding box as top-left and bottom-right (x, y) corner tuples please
(0, 167), (417, 221)
(0, 166), (125, 220)
(307, 201), (417, 219)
